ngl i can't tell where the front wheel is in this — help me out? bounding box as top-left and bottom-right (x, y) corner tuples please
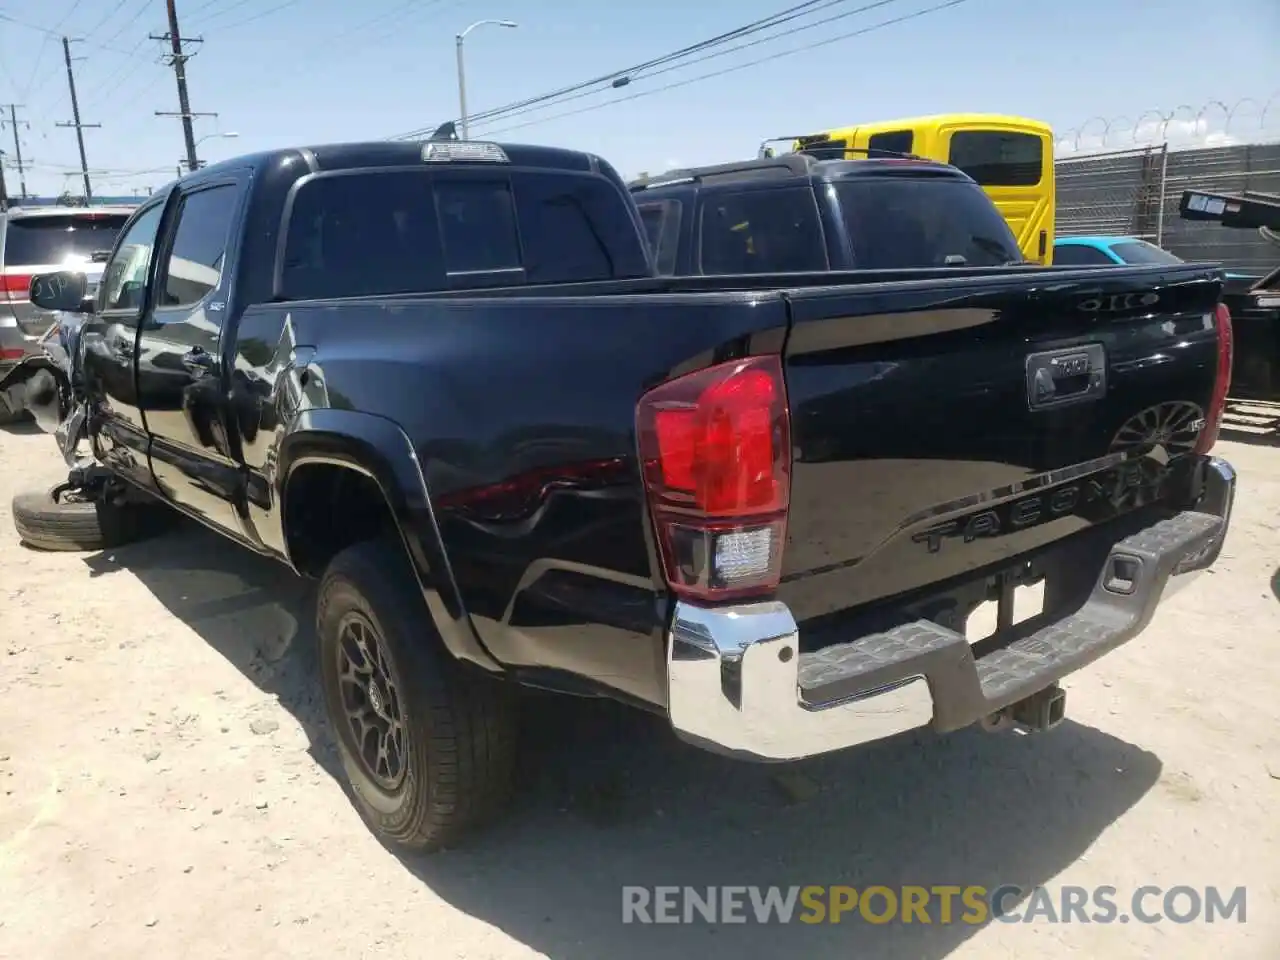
(316, 538), (517, 851)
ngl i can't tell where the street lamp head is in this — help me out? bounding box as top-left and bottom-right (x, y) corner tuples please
(459, 18), (519, 39)
(222, 131), (240, 138)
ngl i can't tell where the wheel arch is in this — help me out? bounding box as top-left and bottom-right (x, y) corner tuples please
(276, 408), (502, 672)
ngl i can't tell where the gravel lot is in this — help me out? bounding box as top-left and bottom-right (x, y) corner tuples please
(0, 408), (1277, 960)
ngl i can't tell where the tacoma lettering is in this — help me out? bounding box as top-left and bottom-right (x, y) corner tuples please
(911, 462), (1160, 554)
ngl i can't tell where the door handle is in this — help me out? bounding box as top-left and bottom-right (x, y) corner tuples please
(182, 346), (216, 373)
(1025, 344), (1107, 411)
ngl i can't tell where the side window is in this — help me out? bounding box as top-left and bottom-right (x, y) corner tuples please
(700, 187), (826, 275)
(99, 204), (165, 312)
(636, 199), (683, 276)
(160, 184), (238, 307)
(867, 130), (914, 156)
(1053, 244), (1114, 266)
(435, 179), (520, 274)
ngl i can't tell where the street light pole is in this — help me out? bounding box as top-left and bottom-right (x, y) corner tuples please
(455, 19), (517, 140)
(185, 131), (239, 172)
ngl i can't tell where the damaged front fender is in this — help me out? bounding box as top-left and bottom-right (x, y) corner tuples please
(0, 356), (73, 434)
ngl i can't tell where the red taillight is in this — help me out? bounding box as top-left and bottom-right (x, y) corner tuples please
(637, 355), (790, 602)
(1194, 302), (1234, 455)
(1, 274), (33, 303)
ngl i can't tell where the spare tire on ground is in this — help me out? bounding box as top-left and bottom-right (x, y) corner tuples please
(11, 483), (161, 552)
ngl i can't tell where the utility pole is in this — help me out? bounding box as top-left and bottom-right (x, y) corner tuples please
(54, 37), (100, 202)
(0, 150), (9, 212)
(152, 0), (214, 174)
(1, 105), (29, 201)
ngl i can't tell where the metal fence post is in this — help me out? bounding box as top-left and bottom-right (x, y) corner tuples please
(1155, 142), (1169, 245)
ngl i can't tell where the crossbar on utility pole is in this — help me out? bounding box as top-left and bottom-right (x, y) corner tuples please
(151, 0), (210, 174)
(1, 104), (29, 201)
(54, 38), (100, 202)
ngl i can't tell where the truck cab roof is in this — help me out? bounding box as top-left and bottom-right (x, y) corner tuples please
(629, 152), (973, 192)
(183, 140), (615, 190)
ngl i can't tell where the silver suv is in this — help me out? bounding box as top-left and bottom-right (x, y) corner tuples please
(0, 204), (135, 421)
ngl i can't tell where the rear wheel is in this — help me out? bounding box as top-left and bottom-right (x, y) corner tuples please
(11, 482), (160, 552)
(316, 537), (517, 851)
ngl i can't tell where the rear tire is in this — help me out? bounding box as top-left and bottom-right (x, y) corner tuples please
(316, 537), (517, 851)
(12, 483), (151, 552)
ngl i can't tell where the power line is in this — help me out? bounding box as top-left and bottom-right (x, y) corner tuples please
(216, 0), (306, 32)
(81, 0), (132, 38)
(101, 0), (154, 47)
(476, 0), (908, 135)
(391, 0), (862, 140)
(0, 11), (135, 56)
(190, 0), (257, 27)
(81, 35), (159, 110)
(478, 0), (969, 139)
(11, 0), (84, 102)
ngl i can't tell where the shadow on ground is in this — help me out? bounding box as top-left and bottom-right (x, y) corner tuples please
(0, 417), (44, 436)
(80, 518), (1163, 960)
(1221, 398), (1280, 447)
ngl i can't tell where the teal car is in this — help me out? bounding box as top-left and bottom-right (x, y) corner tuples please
(1054, 236), (1258, 286)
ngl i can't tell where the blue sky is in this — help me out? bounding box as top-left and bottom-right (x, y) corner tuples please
(1, 0), (1277, 197)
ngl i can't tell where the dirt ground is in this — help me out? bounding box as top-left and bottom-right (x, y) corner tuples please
(0, 409), (1277, 960)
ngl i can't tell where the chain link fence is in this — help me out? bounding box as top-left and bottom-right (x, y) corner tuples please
(1055, 141), (1280, 275)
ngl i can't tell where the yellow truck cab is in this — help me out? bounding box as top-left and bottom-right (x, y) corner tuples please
(762, 114), (1056, 264)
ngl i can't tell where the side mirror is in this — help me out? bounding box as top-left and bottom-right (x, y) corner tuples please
(29, 271), (91, 314)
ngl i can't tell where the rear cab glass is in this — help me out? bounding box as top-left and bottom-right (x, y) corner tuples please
(947, 131), (1043, 187)
(836, 176), (1022, 268)
(2, 213), (129, 266)
(278, 167), (650, 300)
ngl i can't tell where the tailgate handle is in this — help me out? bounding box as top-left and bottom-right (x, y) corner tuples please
(1025, 344), (1106, 411)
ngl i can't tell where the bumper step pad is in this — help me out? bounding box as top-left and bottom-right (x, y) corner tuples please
(795, 510), (1225, 731)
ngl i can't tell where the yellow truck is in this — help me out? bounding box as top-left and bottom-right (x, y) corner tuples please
(760, 113), (1056, 264)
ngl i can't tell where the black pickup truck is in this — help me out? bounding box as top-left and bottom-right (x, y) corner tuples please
(2, 138), (1237, 852)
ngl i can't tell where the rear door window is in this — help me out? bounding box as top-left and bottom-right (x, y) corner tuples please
(699, 186), (827, 274)
(2, 213), (129, 266)
(948, 131), (1043, 187)
(836, 177), (1022, 268)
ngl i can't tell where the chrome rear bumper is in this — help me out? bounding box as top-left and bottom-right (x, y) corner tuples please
(666, 456), (1236, 762)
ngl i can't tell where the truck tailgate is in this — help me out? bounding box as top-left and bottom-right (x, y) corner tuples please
(777, 264), (1224, 626)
